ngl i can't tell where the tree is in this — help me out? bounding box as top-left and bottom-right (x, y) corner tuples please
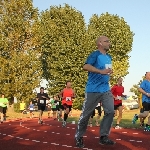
(130, 76), (145, 99)
(87, 13), (134, 85)
(0, 0), (42, 102)
(39, 4), (87, 106)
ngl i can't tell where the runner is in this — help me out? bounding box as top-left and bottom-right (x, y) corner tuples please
(19, 100), (26, 118)
(28, 101), (34, 119)
(138, 93), (146, 127)
(111, 77), (126, 129)
(46, 98), (52, 118)
(55, 95), (61, 120)
(37, 87), (49, 124)
(51, 96), (58, 120)
(57, 94), (63, 121)
(59, 81), (76, 127)
(32, 97), (38, 112)
(75, 36), (115, 148)
(0, 94), (8, 123)
(89, 103), (102, 127)
(132, 72), (150, 131)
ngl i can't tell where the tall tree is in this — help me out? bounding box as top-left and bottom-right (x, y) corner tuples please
(87, 13), (134, 85)
(39, 4), (87, 104)
(130, 76), (145, 99)
(0, 0), (42, 101)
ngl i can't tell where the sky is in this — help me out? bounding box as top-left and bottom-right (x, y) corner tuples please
(33, 0), (150, 96)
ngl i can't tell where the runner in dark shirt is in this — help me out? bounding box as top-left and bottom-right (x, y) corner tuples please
(37, 87), (49, 124)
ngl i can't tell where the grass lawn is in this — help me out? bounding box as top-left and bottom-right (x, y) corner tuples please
(5, 108), (143, 129)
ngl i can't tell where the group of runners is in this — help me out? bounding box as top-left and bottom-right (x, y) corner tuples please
(33, 76), (126, 130)
(36, 81), (75, 126)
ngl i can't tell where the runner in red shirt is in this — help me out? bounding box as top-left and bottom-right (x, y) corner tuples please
(59, 81), (76, 127)
(111, 77), (126, 129)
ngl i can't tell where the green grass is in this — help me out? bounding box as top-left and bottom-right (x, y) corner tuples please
(67, 109), (142, 129)
(113, 109), (140, 128)
(6, 108), (142, 129)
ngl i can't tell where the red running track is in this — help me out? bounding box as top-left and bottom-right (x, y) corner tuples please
(0, 118), (149, 150)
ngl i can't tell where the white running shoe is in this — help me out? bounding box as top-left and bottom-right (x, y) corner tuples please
(114, 125), (122, 129)
(62, 121), (66, 127)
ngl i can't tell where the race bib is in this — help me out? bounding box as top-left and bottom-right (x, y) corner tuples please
(66, 97), (71, 101)
(96, 103), (100, 107)
(30, 108), (33, 110)
(57, 102), (59, 105)
(40, 100), (44, 104)
(116, 96), (122, 100)
(105, 64), (112, 69)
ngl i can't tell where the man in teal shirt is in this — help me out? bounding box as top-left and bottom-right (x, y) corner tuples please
(0, 94), (8, 123)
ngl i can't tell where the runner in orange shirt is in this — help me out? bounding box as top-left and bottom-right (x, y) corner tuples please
(59, 81), (76, 127)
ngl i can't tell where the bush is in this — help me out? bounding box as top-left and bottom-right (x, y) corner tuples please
(73, 98), (83, 110)
(13, 103), (20, 113)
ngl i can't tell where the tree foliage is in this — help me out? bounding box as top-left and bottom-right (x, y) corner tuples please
(130, 76), (145, 99)
(0, 0), (42, 101)
(39, 4), (87, 104)
(87, 13), (134, 85)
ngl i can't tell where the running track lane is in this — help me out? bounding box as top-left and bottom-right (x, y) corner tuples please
(0, 118), (150, 150)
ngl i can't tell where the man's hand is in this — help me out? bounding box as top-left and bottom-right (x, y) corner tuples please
(100, 69), (112, 75)
(146, 93), (150, 97)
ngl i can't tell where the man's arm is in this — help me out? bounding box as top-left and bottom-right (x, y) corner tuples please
(45, 93), (49, 100)
(139, 88), (150, 97)
(83, 64), (102, 73)
(83, 64), (112, 74)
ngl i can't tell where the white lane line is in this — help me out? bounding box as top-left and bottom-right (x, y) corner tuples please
(32, 140), (36, 142)
(129, 140), (135, 141)
(83, 136), (87, 137)
(8, 135), (14, 137)
(133, 133), (138, 134)
(122, 132), (127, 133)
(43, 142), (48, 143)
